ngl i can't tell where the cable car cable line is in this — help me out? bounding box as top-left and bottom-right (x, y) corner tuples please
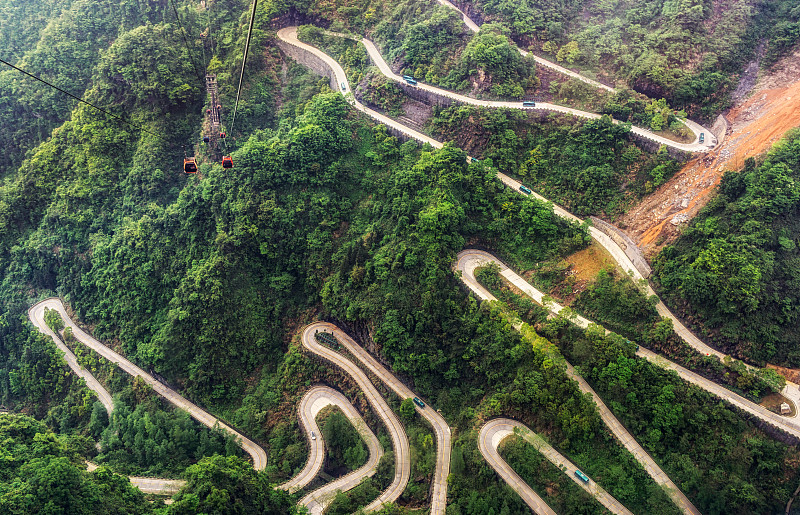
(0, 57), (161, 139)
(168, 0), (204, 84)
(228, 0), (258, 140)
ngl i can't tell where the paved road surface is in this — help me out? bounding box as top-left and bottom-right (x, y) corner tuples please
(479, 420), (556, 515)
(497, 173), (800, 424)
(455, 251), (701, 515)
(480, 419), (632, 515)
(356, 37), (710, 153)
(28, 301), (114, 414)
(85, 462), (187, 496)
(30, 300), (393, 508)
(277, 27), (444, 151)
(431, 0), (719, 148)
(28, 298), (268, 471)
(305, 323), (452, 514)
(278, 386), (384, 514)
(296, 25), (712, 154)
(301, 323), (411, 512)
(433, 0), (611, 92)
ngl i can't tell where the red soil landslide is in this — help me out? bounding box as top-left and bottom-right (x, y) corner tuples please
(619, 77), (800, 257)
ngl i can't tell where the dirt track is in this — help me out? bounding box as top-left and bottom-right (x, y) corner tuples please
(619, 48), (800, 256)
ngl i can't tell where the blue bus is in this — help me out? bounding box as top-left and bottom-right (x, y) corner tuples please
(699, 132), (705, 143)
(405, 78), (417, 85)
(470, 157), (479, 163)
(519, 185), (532, 194)
(522, 101), (536, 107)
(575, 470), (589, 483)
(413, 397), (425, 408)
(402, 75), (414, 81)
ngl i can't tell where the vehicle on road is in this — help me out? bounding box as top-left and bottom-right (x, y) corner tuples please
(519, 185), (532, 194)
(470, 157), (479, 163)
(575, 469), (589, 483)
(311, 431), (316, 440)
(413, 397), (425, 408)
(402, 75), (414, 81)
(699, 132), (705, 143)
(404, 78), (417, 85)
(341, 82), (346, 91)
(522, 101), (536, 107)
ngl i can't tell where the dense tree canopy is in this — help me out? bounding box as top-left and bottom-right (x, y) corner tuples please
(656, 130), (800, 366)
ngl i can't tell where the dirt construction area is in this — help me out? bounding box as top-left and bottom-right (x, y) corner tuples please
(618, 44), (800, 258)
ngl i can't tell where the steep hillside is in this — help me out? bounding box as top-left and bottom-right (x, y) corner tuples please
(461, 0), (800, 117)
(654, 129), (800, 367)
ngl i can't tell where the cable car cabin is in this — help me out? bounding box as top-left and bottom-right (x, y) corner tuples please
(219, 132), (226, 139)
(206, 109), (212, 114)
(183, 158), (198, 174)
(222, 156), (233, 169)
(203, 136), (210, 143)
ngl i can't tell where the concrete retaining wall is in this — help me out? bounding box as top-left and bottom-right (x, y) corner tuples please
(589, 216), (652, 278)
(274, 39), (338, 92)
(629, 134), (693, 162)
(710, 114), (729, 146)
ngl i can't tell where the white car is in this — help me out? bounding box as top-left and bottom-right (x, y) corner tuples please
(311, 431), (316, 440)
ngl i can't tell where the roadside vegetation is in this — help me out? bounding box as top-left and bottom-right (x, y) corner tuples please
(499, 434), (607, 514)
(656, 130), (800, 368)
(2, 0), (800, 512)
(464, 0), (800, 118)
(475, 265), (800, 514)
(430, 105), (682, 217)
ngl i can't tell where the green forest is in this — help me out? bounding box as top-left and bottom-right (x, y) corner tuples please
(2, 0), (800, 513)
(656, 130), (800, 367)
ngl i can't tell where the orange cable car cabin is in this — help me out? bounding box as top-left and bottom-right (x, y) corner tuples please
(221, 156), (233, 169)
(183, 157), (198, 174)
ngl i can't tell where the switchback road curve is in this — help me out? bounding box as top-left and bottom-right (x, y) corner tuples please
(30, 299), (398, 508)
(455, 252), (700, 515)
(29, 298), (268, 471)
(27, 301), (114, 414)
(432, 0), (717, 150)
(302, 322), (451, 514)
(480, 419), (632, 515)
(278, 386), (383, 514)
(301, 323), (411, 511)
(289, 25), (714, 153)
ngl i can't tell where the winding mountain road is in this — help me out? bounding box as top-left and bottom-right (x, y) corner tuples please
(301, 323), (411, 511)
(293, 23), (714, 153)
(480, 419), (632, 515)
(278, 386), (384, 514)
(434, 0), (612, 92)
(456, 251), (700, 515)
(28, 301), (115, 414)
(29, 298), (268, 471)
(457, 249), (800, 440)
(30, 299), (406, 508)
(433, 0), (721, 150)
(302, 322), (451, 514)
(495, 173), (800, 421)
(356, 37), (711, 153)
